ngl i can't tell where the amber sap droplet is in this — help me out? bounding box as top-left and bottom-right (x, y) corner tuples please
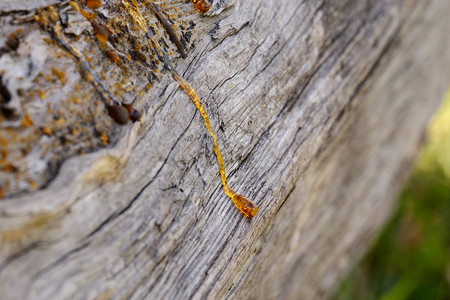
(107, 104), (129, 125)
(104, 49), (121, 64)
(191, 0), (210, 13)
(232, 194), (258, 218)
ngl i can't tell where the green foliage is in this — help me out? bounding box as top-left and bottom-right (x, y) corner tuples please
(333, 91), (450, 300)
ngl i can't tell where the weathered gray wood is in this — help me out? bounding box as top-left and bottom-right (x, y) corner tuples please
(1, 0), (450, 299)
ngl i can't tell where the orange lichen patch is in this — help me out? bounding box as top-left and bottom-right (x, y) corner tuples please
(86, 0), (102, 10)
(0, 138), (7, 147)
(190, 0), (210, 13)
(6, 30), (21, 50)
(51, 68), (67, 85)
(20, 114), (33, 128)
(99, 132), (109, 144)
(104, 49), (121, 64)
(90, 20), (110, 47)
(42, 37), (57, 46)
(1, 0), (206, 198)
(56, 117), (65, 127)
(72, 96), (81, 104)
(0, 187), (3, 199)
(1, 162), (18, 172)
(133, 51), (147, 63)
(46, 103), (53, 114)
(29, 180), (38, 190)
(80, 9), (97, 20)
(41, 127), (52, 135)
(36, 89), (47, 99)
(79, 63), (94, 82)
(113, 83), (125, 98)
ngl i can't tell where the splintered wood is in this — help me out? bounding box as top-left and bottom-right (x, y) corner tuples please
(0, 0), (199, 197)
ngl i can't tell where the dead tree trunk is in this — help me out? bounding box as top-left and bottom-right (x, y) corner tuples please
(1, 0), (449, 299)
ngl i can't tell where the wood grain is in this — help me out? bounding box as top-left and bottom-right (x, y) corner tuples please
(1, 0), (449, 299)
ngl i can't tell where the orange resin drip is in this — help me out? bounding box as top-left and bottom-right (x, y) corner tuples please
(171, 71), (257, 218)
(190, 0), (210, 13)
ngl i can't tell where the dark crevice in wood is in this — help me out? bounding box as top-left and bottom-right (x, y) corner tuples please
(30, 240), (91, 281)
(0, 240), (46, 272)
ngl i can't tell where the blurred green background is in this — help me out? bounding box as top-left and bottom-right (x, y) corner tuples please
(332, 91), (450, 300)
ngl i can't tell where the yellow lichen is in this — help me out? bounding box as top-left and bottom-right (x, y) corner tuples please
(99, 132), (109, 144)
(122, 0), (148, 33)
(41, 127), (52, 135)
(51, 67), (67, 84)
(20, 114), (33, 128)
(82, 155), (124, 183)
(28, 180), (38, 190)
(1, 213), (55, 242)
(37, 89), (47, 99)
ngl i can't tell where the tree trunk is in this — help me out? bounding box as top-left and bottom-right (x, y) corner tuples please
(1, 0), (449, 299)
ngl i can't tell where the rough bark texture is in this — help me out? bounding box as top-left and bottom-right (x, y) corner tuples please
(1, 0), (450, 299)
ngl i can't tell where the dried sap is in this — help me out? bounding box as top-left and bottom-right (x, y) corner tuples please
(170, 70), (257, 218)
(190, 0), (210, 14)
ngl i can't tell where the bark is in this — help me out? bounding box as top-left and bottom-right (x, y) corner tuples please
(1, 0), (449, 299)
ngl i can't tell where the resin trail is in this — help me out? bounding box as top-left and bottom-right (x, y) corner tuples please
(157, 45), (257, 218)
